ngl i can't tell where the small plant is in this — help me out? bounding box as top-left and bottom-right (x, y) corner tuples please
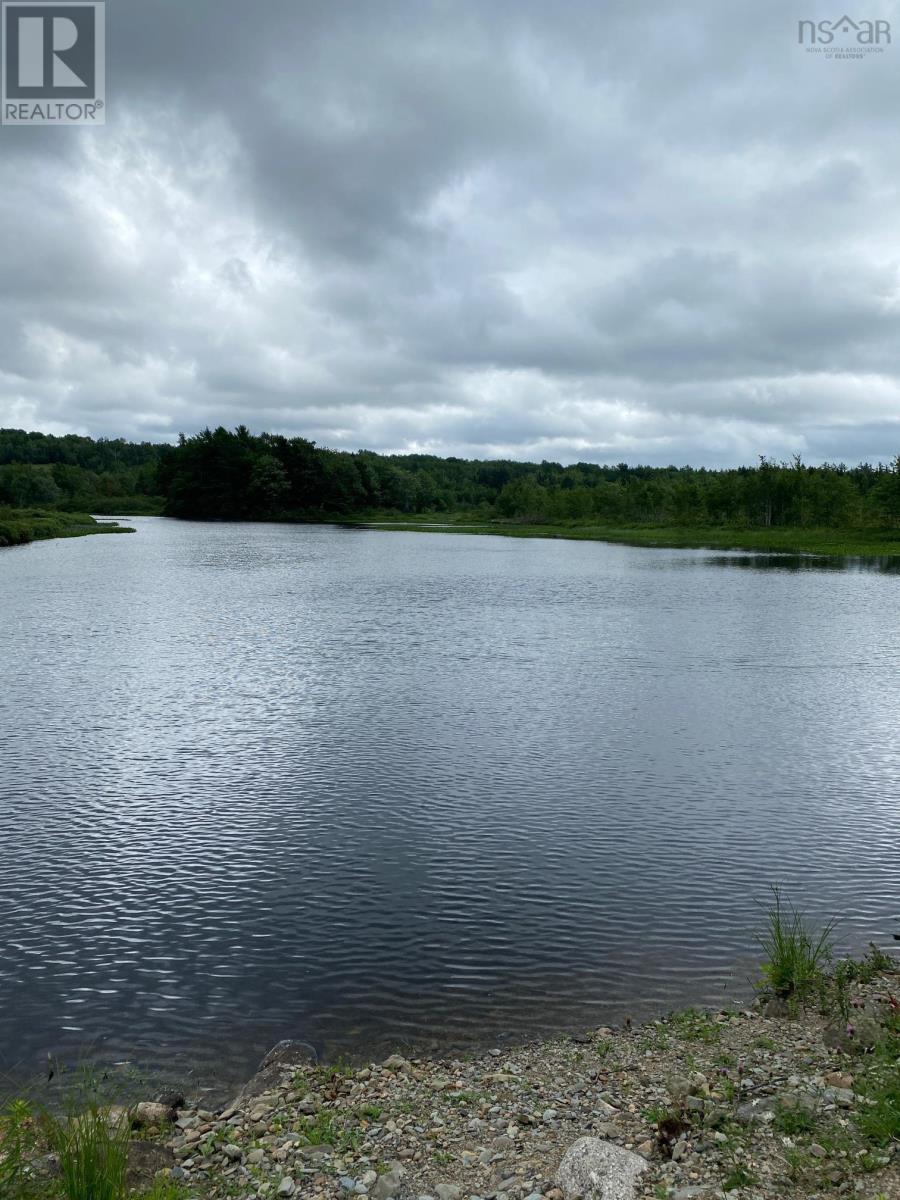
(296, 1111), (361, 1153)
(41, 1102), (130, 1200)
(594, 1039), (612, 1058)
(772, 1101), (817, 1136)
(818, 958), (856, 1021)
(358, 1103), (383, 1121)
(856, 1068), (900, 1146)
(723, 1163), (757, 1191)
(756, 886), (836, 1000)
(858, 943), (896, 981)
(137, 1183), (191, 1200)
(670, 1008), (720, 1043)
(752, 1035), (776, 1051)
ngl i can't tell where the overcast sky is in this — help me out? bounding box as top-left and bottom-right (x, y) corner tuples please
(2, 0), (899, 466)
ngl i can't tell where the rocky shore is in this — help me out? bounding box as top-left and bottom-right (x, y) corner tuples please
(105, 960), (899, 1200)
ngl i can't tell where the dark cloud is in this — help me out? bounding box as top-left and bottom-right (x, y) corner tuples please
(1, 0), (899, 464)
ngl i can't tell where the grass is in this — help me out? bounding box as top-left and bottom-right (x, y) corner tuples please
(0, 508), (134, 548)
(756, 886), (836, 1000)
(772, 1101), (818, 1136)
(856, 1072), (900, 1147)
(722, 1164), (758, 1191)
(668, 1009), (721, 1044)
(295, 1111), (361, 1153)
(355, 515), (900, 559)
(752, 1035), (776, 1051)
(0, 1099), (35, 1199)
(41, 1102), (130, 1200)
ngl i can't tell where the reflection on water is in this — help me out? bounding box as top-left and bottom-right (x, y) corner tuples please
(1, 520), (898, 1096)
(695, 553), (900, 574)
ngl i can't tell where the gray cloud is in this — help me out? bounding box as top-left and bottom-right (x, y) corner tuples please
(1, 0), (899, 465)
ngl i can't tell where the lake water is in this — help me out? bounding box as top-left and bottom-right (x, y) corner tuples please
(1, 518), (898, 1098)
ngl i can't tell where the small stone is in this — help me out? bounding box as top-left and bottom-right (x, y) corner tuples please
(222, 1144), (242, 1162)
(247, 1149), (265, 1165)
(435, 1186), (461, 1200)
(372, 1165), (407, 1200)
(383, 1054), (411, 1073)
(277, 1179), (295, 1197)
(809, 1143), (828, 1158)
(823, 1072), (853, 1089)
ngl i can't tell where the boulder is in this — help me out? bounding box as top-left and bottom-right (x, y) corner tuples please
(228, 1039), (318, 1105)
(556, 1136), (649, 1200)
(129, 1101), (174, 1128)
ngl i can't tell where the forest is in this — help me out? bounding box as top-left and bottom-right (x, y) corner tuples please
(2, 424), (900, 533)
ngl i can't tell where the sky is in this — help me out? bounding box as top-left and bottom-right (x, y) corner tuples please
(1, 0), (899, 466)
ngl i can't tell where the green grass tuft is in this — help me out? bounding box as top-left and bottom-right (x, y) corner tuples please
(41, 1103), (130, 1200)
(756, 886), (836, 1000)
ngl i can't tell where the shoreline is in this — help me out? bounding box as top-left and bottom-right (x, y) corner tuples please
(352, 518), (900, 561)
(5, 952), (897, 1200)
(0, 509), (134, 548)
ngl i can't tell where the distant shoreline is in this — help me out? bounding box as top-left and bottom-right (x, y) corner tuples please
(351, 517), (900, 559)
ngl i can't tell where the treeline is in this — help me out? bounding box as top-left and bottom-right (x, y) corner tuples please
(156, 425), (900, 528)
(0, 428), (163, 512)
(3, 424), (900, 528)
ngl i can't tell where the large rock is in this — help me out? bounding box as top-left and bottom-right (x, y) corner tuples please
(129, 1101), (175, 1128)
(228, 1039), (318, 1106)
(556, 1137), (649, 1200)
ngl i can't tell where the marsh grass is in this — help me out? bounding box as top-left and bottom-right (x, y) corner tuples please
(359, 517), (900, 560)
(0, 508), (133, 548)
(756, 887), (836, 1000)
(41, 1102), (130, 1200)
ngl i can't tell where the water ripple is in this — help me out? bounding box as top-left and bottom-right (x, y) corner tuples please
(0, 520), (898, 1095)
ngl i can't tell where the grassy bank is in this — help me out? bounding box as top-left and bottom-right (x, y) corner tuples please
(357, 517), (900, 559)
(0, 508), (134, 548)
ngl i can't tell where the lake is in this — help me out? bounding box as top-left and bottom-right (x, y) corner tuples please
(1, 518), (898, 1098)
